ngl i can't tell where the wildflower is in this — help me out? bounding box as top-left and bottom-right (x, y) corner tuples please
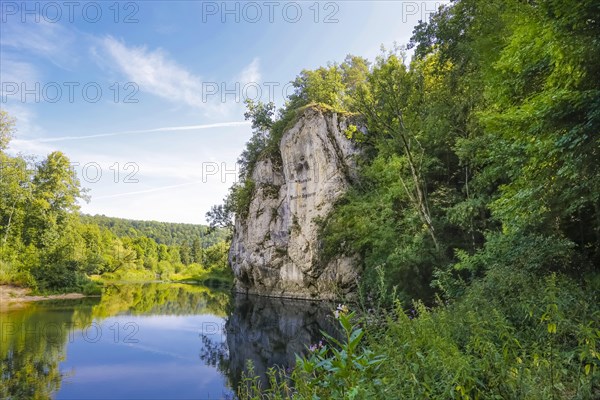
(336, 304), (349, 313)
(308, 344), (317, 352)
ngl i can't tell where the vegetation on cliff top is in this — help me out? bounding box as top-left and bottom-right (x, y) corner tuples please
(207, 55), (372, 226)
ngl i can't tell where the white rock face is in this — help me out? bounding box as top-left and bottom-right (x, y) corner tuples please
(229, 107), (361, 299)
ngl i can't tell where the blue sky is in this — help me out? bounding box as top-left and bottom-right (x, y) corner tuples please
(1, 1), (445, 223)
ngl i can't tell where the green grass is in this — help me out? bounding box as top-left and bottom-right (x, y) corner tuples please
(93, 268), (157, 283)
(171, 268), (233, 287)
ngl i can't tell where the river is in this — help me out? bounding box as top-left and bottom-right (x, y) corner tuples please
(0, 283), (338, 399)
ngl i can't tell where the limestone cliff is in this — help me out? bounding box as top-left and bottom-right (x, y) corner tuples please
(229, 106), (361, 299)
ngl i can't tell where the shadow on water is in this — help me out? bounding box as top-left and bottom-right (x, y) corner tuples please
(1, 283), (339, 399)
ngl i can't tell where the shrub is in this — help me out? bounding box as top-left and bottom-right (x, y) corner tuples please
(239, 306), (386, 399)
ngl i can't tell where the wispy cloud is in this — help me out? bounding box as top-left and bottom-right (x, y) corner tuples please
(0, 21), (77, 69)
(99, 36), (261, 115)
(16, 121), (250, 143)
(0, 58), (39, 86)
(100, 36), (208, 110)
(238, 58), (261, 84)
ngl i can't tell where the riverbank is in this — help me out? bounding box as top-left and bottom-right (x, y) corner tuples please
(0, 285), (87, 310)
(91, 268), (234, 287)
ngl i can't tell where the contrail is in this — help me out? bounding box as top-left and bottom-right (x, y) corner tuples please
(20, 121), (251, 143)
(93, 180), (205, 200)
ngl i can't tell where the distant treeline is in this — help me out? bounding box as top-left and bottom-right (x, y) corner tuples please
(0, 114), (231, 292)
(80, 214), (229, 247)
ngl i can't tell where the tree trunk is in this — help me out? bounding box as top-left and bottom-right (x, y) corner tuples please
(2, 199), (18, 247)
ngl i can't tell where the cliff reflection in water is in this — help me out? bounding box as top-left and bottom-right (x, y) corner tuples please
(1, 284), (339, 398)
(225, 293), (339, 388)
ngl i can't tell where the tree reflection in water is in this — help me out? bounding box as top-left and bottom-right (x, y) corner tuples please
(0, 298), (100, 400)
(1, 284), (338, 398)
(0, 283), (231, 399)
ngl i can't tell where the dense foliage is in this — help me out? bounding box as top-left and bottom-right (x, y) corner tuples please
(80, 214), (228, 246)
(0, 118), (232, 292)
(234, 0), (600, 397)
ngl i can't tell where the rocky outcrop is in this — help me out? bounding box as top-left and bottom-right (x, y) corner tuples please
(229, 106), (361, 299)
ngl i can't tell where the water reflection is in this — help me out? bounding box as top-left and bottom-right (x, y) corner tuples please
(91, 282), (230, 318)
(0, 298), (100, 399)
(0, 284), (338, 399)
(226, 294), (338, 390)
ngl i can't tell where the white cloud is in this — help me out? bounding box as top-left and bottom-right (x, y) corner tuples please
(100, 36), (210, 111)
(0, 21), (77, 69)
(99, 36), (261, 115)
(238, 58), (261, 84)
(8, 138), (55, 155)
(0, 59), (39, 87)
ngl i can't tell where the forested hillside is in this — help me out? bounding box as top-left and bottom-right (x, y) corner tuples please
(80, 214), (228, 246)
(219, 0), (600, 398)
(0, 118), (231, 292)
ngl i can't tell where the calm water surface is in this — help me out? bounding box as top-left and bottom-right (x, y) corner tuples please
(0, 283), (336, 399)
